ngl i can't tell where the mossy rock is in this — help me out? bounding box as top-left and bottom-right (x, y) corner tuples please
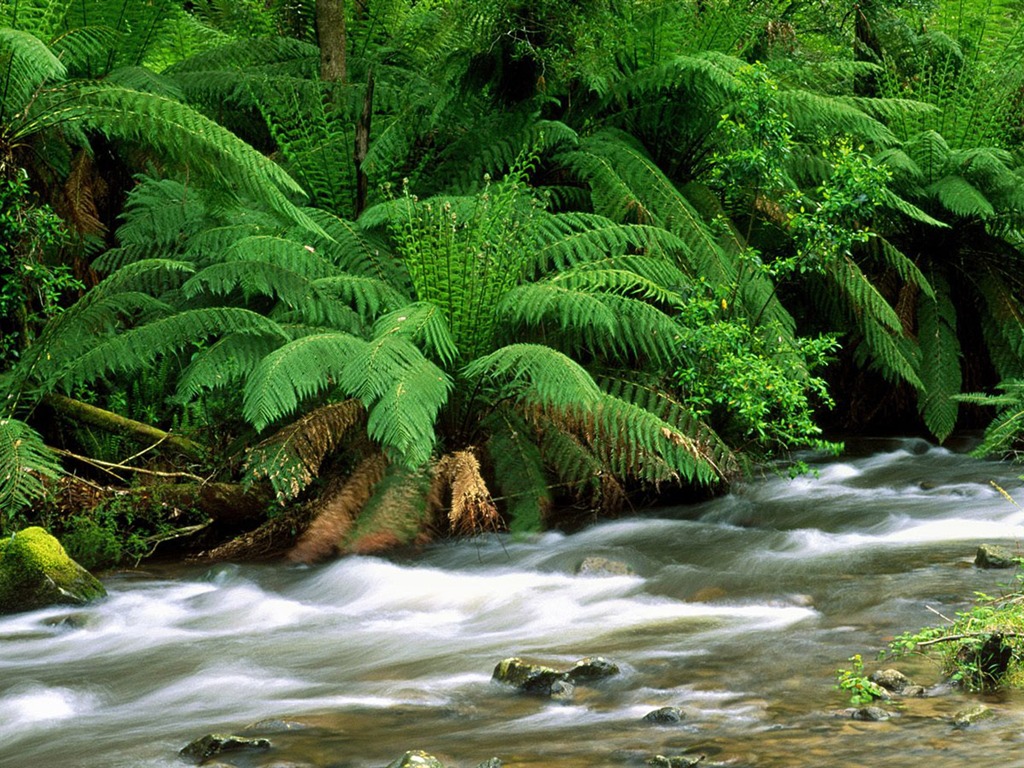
(0, 527), (107, 615)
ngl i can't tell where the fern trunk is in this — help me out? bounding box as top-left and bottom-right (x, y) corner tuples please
(316, 0), (347, 84)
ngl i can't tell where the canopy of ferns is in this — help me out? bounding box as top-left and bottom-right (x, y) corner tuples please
(2, 0), (1024, 561)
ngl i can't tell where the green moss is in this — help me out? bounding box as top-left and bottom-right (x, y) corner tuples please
(0, 527), (107, 615)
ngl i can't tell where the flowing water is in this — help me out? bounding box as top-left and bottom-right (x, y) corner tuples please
(5, 438), (1024, 768)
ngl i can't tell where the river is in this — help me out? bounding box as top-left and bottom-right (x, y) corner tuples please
(3, 438), (1024, 767)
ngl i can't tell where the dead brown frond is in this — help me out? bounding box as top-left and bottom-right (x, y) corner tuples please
(343, 465), (436, 554)
(435, 450), (501, 535)
(247, 400), (366, 502)
(287, 452), (387, 564)
(895, 282), (920, 337)
(60, 151), (107, 238)
(199, 508), (309, 562)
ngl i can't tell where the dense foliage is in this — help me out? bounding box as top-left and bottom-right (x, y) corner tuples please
(2, 0), (1023, 564)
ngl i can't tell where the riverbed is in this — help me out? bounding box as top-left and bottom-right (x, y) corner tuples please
(3, 438), (1024, 767)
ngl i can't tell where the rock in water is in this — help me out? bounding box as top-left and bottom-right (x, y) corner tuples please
(179, 734), (272, 764)
(975, 544), (1016, 569)
(643, 707), (686, 724)
(386, 751), (446, 768)
(492, 657), (571, 696)
(566, 656), (620, 683)
(0, 527), (106, 615)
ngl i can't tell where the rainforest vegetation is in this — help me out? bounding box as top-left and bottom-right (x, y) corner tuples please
(2, 0), (1024, 566)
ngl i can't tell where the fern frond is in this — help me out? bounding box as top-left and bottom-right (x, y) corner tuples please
(313, 274), (410, 321)
(340, 463), (435, 554)
(927, 174), (995, 218)
(872, 238), (935, 299)
(483, 409), (550, 533)
(0, 28), (66, 120)
(905, 130), (951, 181)
(597, 373), (738, 476)
(539, 427), (625, 515)
(242, 332), (361, 431)
(372, 301), (459, 367)
(336, 334), (452, 468)
(497, 283), (681, 365)
(434, 450), (499, 535)
(916, 273), (961, 442)
(46, 85), (316, 229)
(533, 212), (691, 274)
(463, 343), (602, 408)
(287, 452), (387, 563)
(176, 330), (285, 401)
(245, 399), (366, 502)
(0, 418), (62, 512)
(59, 306), (285, 390)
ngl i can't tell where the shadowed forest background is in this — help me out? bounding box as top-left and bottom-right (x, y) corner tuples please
(3, 0), (1024, 567)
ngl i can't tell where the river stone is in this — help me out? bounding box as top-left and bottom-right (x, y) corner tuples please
(576, 557), (634, 576)
(643, 706), (686, 724)
(975, 544), (1016, 569)
(179, 734), (272, 764)
(869, 668), (913, 694)
(953, 704), (993, 729)
(0, 527), (106, 615)
(385, 751), (446, 768)
(566, 656), (620, 683)
(492, 657), (571, 696)
(475, 759), (502, 768)
(852, 706), (892, 721)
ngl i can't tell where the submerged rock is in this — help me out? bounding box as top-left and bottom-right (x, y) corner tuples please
(646, 754), (705, 767)
(576, 557), (634, 576)
(179, 733), (272, 764)
(385, 751), (446, 768)
(0, 527), (106, 615)
(975, 544), (1016, 569)
(852, 706), (892, 721)
(953, 704), (993, 729)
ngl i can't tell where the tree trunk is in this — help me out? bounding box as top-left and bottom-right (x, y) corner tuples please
(354, 67), (375, 217)
(44, 393), (207, 460)
(316, 0), (347, 84)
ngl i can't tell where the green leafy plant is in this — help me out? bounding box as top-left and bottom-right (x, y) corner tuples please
(835, 653), (889, 706)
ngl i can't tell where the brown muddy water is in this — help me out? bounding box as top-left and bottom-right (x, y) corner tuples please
(4, 438), (1024, 768)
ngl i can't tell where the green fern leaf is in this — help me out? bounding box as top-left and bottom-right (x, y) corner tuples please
(63, 307), (286, 391)
(916, 273), (961, 442)
(483, 409), (550, 533)
(463, 344), (602, 408)
(0, 418), (62, 512)
(927, 175), (995, 218)
(0, 28), (66, 120)
(372, 302), (459, 367)
(336, 334), (452, 468)
(243, 332), (361, 431)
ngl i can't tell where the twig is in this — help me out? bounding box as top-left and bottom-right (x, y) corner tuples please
(916, 631), (1024, 648)
(52, 447), (207, 482)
